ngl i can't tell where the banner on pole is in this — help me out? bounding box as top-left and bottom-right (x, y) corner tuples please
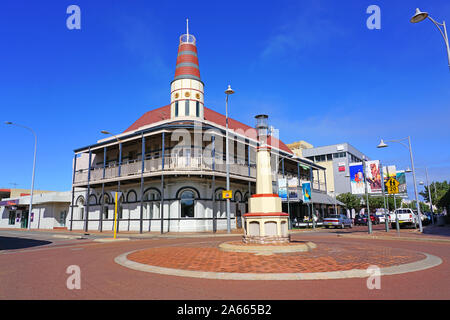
(278, 178), (287, 200)
(349, 163), (365, 194)
(365, 160), (382, 194)
(288, 178), (299, 201)
(396, 170), (407, 194)
(302, 182), (311, 203)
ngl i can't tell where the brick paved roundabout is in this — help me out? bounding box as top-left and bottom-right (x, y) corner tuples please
(115, 236), (442, 280)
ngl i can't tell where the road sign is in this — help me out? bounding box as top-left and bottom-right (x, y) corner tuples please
(386, 177), (400, 194)
(222, 190), (232, 199)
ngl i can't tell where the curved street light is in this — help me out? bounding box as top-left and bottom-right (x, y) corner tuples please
(377, 136), (424, 232)
(225, 85), (235, 234)
(4, 121), (37, 230)
(410, 8), (450, 70)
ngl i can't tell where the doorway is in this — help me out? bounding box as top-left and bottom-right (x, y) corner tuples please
(21, 211), (29, 228)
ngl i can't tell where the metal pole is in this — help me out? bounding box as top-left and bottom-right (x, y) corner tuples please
(425, 167), (434, 224)
(225, 94), (231, 233)
(212, 135), (216, 233)
(394, 193), (399, 232)
(309, 166), (316, 229)
(4, 122), (37, 230)
(116, 143), (122, 234)
(442, 20), (450, 70)
(28, 131), (37, 229)
(69, 153), (77, 231)
(408, 136), (423, 232)
(84, 148), (92, 233)
(140, 134), (145, 233)
(380, 162), (389, 232)
(363, 158), (372, 234)
(161, 132), (165, 234)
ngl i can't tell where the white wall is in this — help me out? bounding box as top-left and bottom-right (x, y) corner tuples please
(68, 178), (246, 232)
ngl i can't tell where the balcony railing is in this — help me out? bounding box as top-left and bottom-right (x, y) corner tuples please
(73, 156), (325, 192)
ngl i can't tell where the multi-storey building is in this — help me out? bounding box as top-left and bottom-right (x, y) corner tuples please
(69, 27), (329, 233)
(290, 142), (368, 196)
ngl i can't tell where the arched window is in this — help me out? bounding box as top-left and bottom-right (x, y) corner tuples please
(76, 196), (85, 220)
(175, 101), (179, 117)
(100, 193), (111, 205)
(88, 194), (97, 205)
(143, 189), (161, 219)
(143, 188), (161, 201)
(234, 190), (242, 203)
(126, 190), (137, 203)
(180, 189), (195, 218)
(214, 188), (226, 218)
(196, 101), (200, 117)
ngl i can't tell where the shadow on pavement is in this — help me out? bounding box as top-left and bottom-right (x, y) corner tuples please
(0, 236), (52, 250)
(422, 225), (450, 237)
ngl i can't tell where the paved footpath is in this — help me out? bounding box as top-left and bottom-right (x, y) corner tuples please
(0, 225), (449, 299)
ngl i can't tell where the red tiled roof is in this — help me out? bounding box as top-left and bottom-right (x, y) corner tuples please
(123, 106), (293, 154)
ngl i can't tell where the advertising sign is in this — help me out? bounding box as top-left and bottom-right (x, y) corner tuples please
(396, 170), (407, 194)
(278, 178), (287, 200)
(288, 178), (299, 201)
(383, 165), (397, 180)
(366, 160), (382, 194)
(349, 163), (365, 194)
(302, 182), (311, 203)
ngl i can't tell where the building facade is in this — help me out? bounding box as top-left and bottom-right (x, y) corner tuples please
(69, 27), (330, 233)
(0, 191), (71, 230)
(290, 142), (368, 196)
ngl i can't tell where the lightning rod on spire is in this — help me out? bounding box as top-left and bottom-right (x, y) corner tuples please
(186, 18), (189, 39)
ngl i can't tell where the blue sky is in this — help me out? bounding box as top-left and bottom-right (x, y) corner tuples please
(0, 0), (449, 201)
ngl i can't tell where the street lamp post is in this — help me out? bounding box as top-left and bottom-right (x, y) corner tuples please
(379, 161), (389, 232)
(420, 167), (435, 224)
(225, 85), (234, 234)
(377, 137), (424, 232)
(5, 122), (36, 230)
(410, 8), (450, 70)
(362, 157), (373, 234)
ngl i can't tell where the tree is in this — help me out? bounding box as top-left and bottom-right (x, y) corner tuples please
(401, 200), (430, 213)
(419, 181), (450, 211)
(336, 193), (361, 211)
(437, 188), (450, 212)
(367, 196), (385, 212)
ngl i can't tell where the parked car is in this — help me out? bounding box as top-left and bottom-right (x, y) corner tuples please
(374, 209), (387, 224)
(354, 214), (378, 225)
(370, 214), (380, 225)
(420, 212), (432, 225)
(354, 214), (368, 225)
(323, 214), (353, 229)
(389, 208), (419, 228)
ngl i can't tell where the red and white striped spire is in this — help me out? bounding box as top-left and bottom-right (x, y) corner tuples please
(174, 19), (201, 82)
(170, 20), (205, 119)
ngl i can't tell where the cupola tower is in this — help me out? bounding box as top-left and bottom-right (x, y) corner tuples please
(170, 20), (204, 119)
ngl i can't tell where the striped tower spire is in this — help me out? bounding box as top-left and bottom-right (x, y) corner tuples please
(171, 19), (204, 119)
(174, 19), (201, 81)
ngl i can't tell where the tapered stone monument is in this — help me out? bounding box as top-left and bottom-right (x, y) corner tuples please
(243, 115), (290, 244)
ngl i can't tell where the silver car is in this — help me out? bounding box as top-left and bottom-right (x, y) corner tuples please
(323, 214), (353, 229)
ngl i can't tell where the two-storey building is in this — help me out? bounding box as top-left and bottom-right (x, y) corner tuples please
(69, 28), (328, 233)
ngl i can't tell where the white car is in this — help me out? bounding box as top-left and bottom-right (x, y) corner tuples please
(323, 214), (353, 229)
(375, 209), (387, 224)
(389, 208), (419, 228)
